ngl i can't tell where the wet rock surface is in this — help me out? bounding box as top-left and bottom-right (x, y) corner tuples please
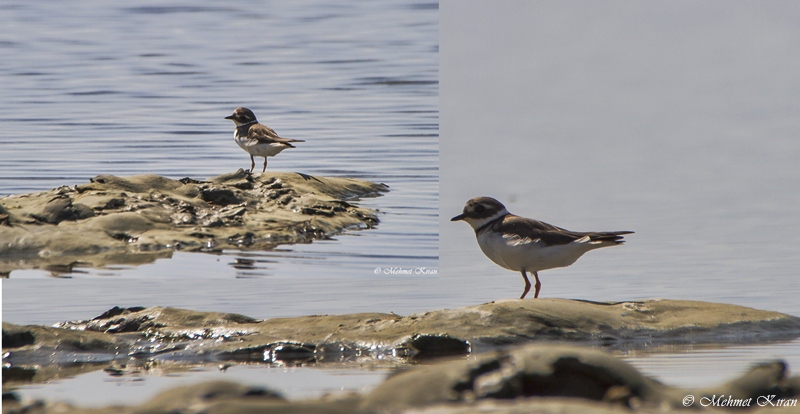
(59, 299), (800, 354)
(0, 170), (387, 274)
(4, 299), (799, 391)
(360, 345), (800, 413)
(4, 345), (799, 413)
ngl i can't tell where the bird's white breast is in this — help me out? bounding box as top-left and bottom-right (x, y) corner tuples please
(476, 230), (600, 272)
(234, 133), (288, 157)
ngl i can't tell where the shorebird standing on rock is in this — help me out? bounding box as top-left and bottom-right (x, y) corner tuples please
(225, 107), (305, 173)
(452, 196), (633, 299)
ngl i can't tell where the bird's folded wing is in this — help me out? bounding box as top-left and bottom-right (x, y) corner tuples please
(250, 123), (296, 144)
(497, 216), (584, 247)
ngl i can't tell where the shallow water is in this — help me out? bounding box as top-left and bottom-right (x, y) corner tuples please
(2, 0), (438, 301)
(2, 0), (437, 406)
(622, 339), (800, 389)
(5, 0), (800, 409)
(12, 364), (390, 408)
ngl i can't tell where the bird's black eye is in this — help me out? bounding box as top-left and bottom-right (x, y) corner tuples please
(474, 204), (485, 214)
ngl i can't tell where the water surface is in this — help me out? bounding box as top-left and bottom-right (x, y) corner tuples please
(1, 0), (439, 308)
(2, 0), (438, 406)
(440, 0), (800, 389)
(5, 0), (800, 408)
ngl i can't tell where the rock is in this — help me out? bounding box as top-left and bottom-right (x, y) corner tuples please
(360, 345), (673, 412)
(393, 399), (637, 414)
(2, 322), (126, 354)
(700, 361), (800, 410)
(30, 197), (95, 224)
(1, 322), (131, 388)
(135, 381), (286, 413)
(119, 299), (800, 356)
(58, 306), (259, 336)
(4, 380), (360, 414)
(0, 171), (388, 274)
(360, 344), (800, 413)
(1, 329), (35, 348)
(5, 299), (798, 379)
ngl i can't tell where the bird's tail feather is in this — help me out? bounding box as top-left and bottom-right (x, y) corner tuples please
(590, 231), (633, 244)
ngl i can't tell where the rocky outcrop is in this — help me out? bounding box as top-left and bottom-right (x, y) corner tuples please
(4, 299), (799, 387)
(55, 299), (800, 353)
(0, 170), (387, 274)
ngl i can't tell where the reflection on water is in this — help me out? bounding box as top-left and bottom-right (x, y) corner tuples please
(11, 364), (390, 408)
(1, 0), (438, 303)
(620, 339), (800, 388)
(2, 1), (437, 405)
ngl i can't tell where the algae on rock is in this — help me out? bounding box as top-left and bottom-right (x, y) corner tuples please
(0, 169), (388, 274)
(5, 299), (799, 383)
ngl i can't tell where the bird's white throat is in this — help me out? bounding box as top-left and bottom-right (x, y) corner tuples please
(464, 208), (508, 231)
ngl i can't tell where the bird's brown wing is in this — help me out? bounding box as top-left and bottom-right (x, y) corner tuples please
(249, 123), (305, 144)
(492, 215), (581, 247)
(496, 215), (634, 247)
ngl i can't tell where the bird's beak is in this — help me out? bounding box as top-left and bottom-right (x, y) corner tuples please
(224, 115), (235, 120)
(451, 214), (465, 222)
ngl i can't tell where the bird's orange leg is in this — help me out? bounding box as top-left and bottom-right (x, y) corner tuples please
(520, 270), (532, 299)
(532, 271), (542, 298)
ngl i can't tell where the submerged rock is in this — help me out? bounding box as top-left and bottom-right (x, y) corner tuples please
(0, 170), (387, 274)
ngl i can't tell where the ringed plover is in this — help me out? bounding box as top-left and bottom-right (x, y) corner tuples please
(452, 196), (632, 299)
(225, 107), (304, 173)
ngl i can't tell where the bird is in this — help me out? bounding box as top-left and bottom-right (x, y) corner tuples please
(224, 107), (305, 173)
(451, 196), (632, 299)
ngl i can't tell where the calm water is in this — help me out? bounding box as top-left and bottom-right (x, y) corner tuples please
(2, 0), (438, 406)
(13, 365), (391, 408)
(440, 0), (800, 391)
(5, 0), (800, 408)
(2, 0), (439, 312)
